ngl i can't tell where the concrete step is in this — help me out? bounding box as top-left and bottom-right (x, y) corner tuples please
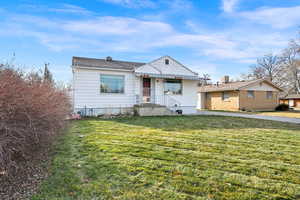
(134, 104), (177, 116)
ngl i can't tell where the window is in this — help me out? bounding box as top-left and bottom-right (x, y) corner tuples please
(222, 92), (230, 101)
(100, 74), (124, 94)
(164, 79), (182, 95)
(165, 59), (169, 65)
(266, 91), (273, 99)
(206, 93), (211, 99)
(247, 90), (255, 98)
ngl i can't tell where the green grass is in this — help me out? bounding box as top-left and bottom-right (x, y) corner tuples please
(32, 116), (300, 200)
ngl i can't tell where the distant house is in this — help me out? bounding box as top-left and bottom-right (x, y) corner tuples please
(280, 94), (300, 108)
(198, 77), (283, 111)
(72, 56), (200, 116)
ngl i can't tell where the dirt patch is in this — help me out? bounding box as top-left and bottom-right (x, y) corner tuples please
(0, 147), (51, 200)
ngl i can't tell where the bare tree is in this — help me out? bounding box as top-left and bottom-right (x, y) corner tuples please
(198, 73), (211, 86)
(256, 53), (280, 81)
(280, 41), (300, 93)
(241, 54), (280, 82)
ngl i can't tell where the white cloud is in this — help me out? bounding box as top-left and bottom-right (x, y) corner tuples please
(239, 6), (300, 29)
(221, 0), (239, 13)
(49, 4), (93, 15)
(21, 4), (93, 16)
(99, 0), (156, 8)
(0, 8), (291, 63)
(63, 17), (173, 36)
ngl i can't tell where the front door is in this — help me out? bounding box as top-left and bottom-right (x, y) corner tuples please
(143, 78), (151, 103)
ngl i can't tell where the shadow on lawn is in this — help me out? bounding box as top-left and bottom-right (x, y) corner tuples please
(112, 115), (300, 132)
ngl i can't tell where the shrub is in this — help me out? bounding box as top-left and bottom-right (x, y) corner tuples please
(0, 66), (71, 178)
(275, 103), (289, 111)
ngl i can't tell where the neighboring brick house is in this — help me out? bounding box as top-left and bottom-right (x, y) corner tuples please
(280, 94), (300, 108)
(198, 77), (283, 111)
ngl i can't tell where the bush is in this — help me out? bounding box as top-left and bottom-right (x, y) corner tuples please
(275, 103), (289, 111)
(0, 67), (71, 178)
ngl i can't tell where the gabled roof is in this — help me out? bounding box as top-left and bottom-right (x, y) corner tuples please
(72, 56), (145, 71)
(280, 94), (300, 99)
(72, 55), (199, 80)
(135, 55), (199, 80)
(199, 79), (283, 92)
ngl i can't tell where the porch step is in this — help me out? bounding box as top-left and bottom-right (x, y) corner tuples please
(134, 104), (177, 116)
(138, 103), (165, 108)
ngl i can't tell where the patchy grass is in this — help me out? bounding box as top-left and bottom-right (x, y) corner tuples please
(257, 111), (300, 118)
(32, 116), (300, 200)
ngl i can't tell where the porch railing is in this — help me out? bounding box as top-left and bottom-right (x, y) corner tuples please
(135, 93), (181, 111)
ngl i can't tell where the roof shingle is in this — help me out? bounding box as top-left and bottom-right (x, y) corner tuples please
(199, 79), (282, 92)
(199, 79), (260, 92)
(281, 94), (300, 99)
(72, 56), (145, 71)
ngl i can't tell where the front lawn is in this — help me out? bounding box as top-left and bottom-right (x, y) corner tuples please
(33, 116), (300, 200)
(257, 111), (300, 118)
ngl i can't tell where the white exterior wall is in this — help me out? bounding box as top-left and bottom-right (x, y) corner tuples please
(136, 56), (196, 76)
(170, 80), (198, 114)
(73, 68), (137, 110)
(197, 92), (206, 110)
(153, 79), (198, 114)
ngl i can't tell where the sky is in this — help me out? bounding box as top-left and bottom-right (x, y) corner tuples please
(1, 0), (300, 83)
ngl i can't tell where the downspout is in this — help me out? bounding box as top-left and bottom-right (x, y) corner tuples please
(237, 90), (240, 111)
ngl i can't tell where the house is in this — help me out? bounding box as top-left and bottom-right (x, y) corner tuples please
(72, 56), (200, 116)
(198, 77), (283, 111)
(280, 94), (300, 108)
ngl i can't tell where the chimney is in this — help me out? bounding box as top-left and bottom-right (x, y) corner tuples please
(106, 56), (112, 61)
(221, 75), (229, 84)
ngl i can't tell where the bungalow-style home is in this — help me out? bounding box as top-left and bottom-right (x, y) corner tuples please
(198, 77), (283, 111)
(72, 56), (200, 116)
(280, 94), (300, 108)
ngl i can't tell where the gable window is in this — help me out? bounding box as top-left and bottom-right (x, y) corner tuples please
(100, 74), (124, 94)
(222, 92), (230, 101)
(247, 90), (255, 98)
(266, 91), (273, 99)
(165, 59), (169, 65)
(164, 79), (182, 95)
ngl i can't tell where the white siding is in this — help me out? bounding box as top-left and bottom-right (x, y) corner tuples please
(169, 80), (198, 114)
(73, 68), (136, 109)
(197, 93), (206, 110)
(136, 56), (196, 76)
(152, 79), (198, 113)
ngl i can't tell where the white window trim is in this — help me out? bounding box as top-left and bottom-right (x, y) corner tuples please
(163, 79), (183, 95)
(100, 74), (126, 95)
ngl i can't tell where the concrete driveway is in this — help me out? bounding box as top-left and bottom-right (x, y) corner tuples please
(197, 111), (300, 124)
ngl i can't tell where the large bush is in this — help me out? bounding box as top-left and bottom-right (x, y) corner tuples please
(275, 103), (290, 111)
(0, 66), (71, 177)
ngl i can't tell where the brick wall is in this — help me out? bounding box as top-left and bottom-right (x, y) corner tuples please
(205, 91), (239, 111)
(239, 90), (279, 111)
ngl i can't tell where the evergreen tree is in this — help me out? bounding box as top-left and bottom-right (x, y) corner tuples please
(43, 63), (53, 84)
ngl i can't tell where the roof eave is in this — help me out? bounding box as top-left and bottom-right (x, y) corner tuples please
(72, 65), (134, 72)
(135, 72), (200, 80)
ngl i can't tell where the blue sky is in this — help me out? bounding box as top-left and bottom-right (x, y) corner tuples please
(1, 0), (300, 83)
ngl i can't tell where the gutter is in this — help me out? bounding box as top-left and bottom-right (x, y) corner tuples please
(72, 65), (134, 72)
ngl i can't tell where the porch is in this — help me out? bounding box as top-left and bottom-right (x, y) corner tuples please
(135, 77), (182, 111)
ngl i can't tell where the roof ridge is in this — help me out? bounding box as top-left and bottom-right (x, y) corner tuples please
(72, 56), (145, 64)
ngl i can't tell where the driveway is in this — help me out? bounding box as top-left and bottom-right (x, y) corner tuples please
(197, 111), (300, 124)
